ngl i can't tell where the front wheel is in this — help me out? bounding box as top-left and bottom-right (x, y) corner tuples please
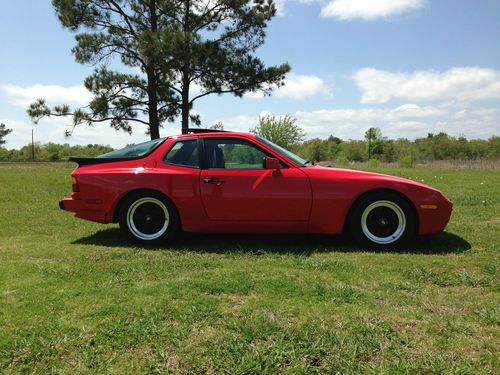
(119, 192), (179, 245)
(349, 191), (416, 249)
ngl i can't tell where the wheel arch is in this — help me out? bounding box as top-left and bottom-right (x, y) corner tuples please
(112, 189), (181, 229)
(342, 188), (419, 235)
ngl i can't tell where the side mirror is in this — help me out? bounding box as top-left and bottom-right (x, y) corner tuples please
(263, 157), (280, 170)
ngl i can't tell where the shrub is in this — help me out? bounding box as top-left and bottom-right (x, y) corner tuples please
(398, 155), (414, 168)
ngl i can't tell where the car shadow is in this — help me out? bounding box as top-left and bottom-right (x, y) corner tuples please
(72, 228), (471, 255)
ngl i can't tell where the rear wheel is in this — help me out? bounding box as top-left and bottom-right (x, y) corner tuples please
(119, 192), (179, 245)
(349, 191), (416, 249)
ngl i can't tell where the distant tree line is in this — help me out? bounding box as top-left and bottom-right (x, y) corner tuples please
(0, 143), (113, 162)
(1, 116), (499, 164)
(1, 132), (498, 164)
(293, 131), (500, 166)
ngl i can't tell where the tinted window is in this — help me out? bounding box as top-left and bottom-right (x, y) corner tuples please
(97, 138), (165, 159)
(164, 140), (199, 168)
(204, 139), (269, 169)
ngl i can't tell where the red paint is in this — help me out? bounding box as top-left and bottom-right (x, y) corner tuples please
(60, 132), (452, 236)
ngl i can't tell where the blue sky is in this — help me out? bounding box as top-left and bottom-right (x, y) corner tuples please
(1, 0), (499, 148)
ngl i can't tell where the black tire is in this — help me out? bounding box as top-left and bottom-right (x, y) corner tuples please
(349, 191), (416, 249)
(118, 191), (180, 245)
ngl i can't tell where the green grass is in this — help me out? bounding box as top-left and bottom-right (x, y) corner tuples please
(0, 162), (498, 374)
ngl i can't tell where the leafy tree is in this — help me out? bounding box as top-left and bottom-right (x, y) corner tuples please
(299, 138), (328, 162)
(340, 140), (366, 162)
(29, 0), (290, 139)
(487, 136), (500, 158)
(381, 140), (396, 162)
(327, 135), (342, 144)
(0, 123), (12, 145)
(364, 127), (385, 159)
(251, 115), (305, 149)
(326, 135), (342, 159)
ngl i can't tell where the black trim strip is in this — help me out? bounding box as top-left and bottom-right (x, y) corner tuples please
(187, 128), (229, 133)
(198, 138), (207, 169)
(69, 156), (145, 166)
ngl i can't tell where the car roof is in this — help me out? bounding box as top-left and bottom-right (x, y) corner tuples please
(172, 130), (256, 139)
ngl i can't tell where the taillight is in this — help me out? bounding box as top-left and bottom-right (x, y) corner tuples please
(71, 176), (80, 192)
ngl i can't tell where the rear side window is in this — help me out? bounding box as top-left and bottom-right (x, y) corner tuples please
(164, 140), (199, 168)
(97, 138), (165, 158)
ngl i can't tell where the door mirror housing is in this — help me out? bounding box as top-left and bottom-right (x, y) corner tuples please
(263, 157), (280, 170)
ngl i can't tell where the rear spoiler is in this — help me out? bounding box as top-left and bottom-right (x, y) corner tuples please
(69, 156), (141, 166)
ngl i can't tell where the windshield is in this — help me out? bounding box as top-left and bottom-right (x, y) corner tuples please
(256, 136), (309, 167)
(96, 138), (165, 159)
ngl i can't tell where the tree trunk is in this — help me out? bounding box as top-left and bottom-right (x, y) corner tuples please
(147, 0), (160, 140)
(181, 103), (189, 134)
(147, 66), (160, 140)
(181, 0), (190, 135)
(181, 73), (190, 134)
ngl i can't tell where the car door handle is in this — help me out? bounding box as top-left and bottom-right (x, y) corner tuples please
(203, 178), (225, 184)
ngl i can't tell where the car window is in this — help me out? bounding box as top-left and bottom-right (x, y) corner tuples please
(204, 139), (270, 169)
(256, 136), (309, 166)
(164, 140), (199, 168)
(96, 138), (165, 158)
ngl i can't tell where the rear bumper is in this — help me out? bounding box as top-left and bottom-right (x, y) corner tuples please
(59, 198), (108, 223)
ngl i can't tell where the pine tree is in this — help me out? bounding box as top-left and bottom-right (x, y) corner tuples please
(0, 123), (12, 145)
(28, 0), (290, 139)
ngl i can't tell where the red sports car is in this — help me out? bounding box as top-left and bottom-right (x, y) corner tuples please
(59, 129), (452, 248)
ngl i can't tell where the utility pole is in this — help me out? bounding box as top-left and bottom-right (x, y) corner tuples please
(31, 129), (35, 161)
(368, 128), (372, 160)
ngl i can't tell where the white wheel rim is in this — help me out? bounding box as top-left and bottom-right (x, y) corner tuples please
(361, 200), (406, 244)
(126, 197), (169, 241)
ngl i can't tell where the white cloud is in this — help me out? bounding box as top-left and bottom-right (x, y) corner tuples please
(207, 102), (499, 140)
(246, 73), (332, 100)
(295, 104), (447, 139)
(1, 84), (92, 107)
(208, 104), (449, 139)
(0, 118), (32, 148)
(274, 0), (286, 16)
(210, 114), (259, 132)
(279, 73), (332, 99)
(296, 105), (500, 139)
(272, 0), (324, 16)
(354, 67), (500, 104)
(390, 104), (445, 119)
(1, 116), (160, 150)
(450, 108), (500, 138)
(321, 0), (425, 20)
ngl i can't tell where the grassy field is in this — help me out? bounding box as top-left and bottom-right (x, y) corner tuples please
(0, 163), (498, 374)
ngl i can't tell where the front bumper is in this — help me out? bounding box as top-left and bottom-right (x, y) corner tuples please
(59, 198), (108, 223)
(417, 197), (453, 235)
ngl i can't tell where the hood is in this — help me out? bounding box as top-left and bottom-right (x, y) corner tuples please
(307, 165), (439, 192)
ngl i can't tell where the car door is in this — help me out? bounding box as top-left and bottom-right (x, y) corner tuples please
(199, 137), (312, 222)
